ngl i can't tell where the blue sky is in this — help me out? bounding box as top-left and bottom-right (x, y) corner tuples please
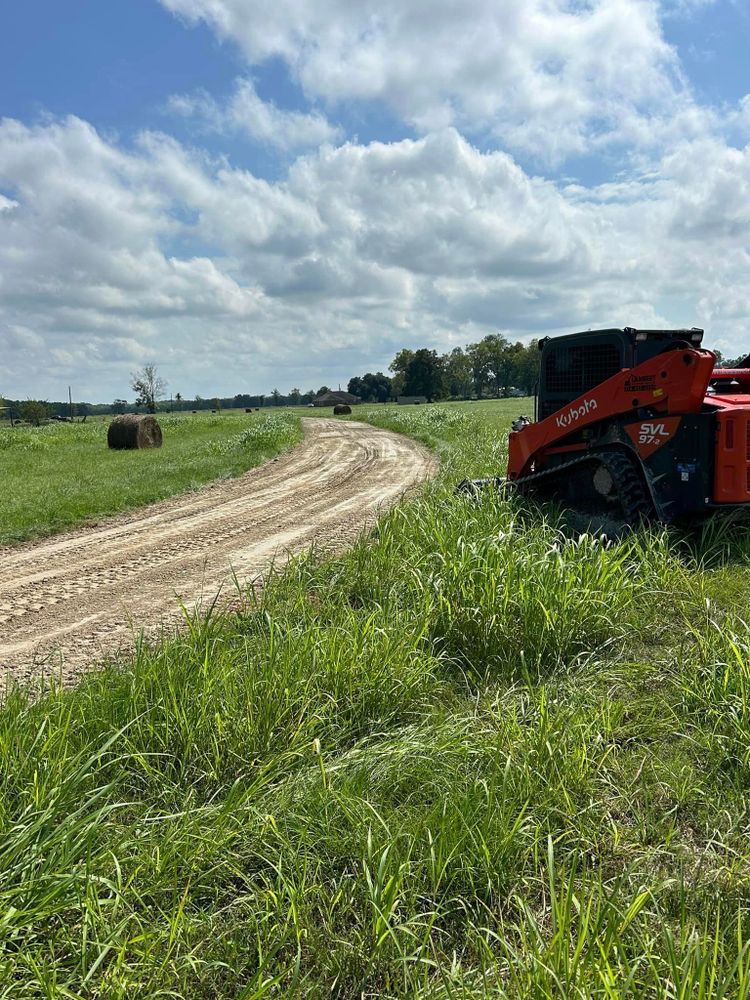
(663, 2), (750, 105)
(1, 0), (749, 400)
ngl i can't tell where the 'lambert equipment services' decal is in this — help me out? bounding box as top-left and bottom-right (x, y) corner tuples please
(625, 416), (682, 458)
(555, 398), (598, 429)
(624, 373), (657, 392)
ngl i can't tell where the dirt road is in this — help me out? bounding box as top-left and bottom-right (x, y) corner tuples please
(0, 419), (436, 688)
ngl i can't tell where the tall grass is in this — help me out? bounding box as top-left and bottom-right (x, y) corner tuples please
(0, 411), (302, 545)
(0, 399), (749, 996)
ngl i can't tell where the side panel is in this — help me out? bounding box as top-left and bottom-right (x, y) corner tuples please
(624, 416), (682, 459)
(714, 409), (750, 503)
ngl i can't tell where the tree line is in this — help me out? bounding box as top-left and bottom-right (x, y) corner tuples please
(0, 389), (336, 423)
(0, 386), (341, 423)
(350, 334), (539, 402)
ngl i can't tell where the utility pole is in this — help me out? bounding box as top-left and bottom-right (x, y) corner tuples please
(68, 386), (73, 422)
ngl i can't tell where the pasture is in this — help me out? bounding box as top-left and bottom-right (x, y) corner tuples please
(2, 399), (750, 996)
(0, 410), (302, 546)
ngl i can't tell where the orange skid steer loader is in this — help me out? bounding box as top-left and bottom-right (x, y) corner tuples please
(461, 327), (750, 524)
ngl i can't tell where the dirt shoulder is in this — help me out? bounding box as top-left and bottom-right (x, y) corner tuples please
(0, 418), (437, 689)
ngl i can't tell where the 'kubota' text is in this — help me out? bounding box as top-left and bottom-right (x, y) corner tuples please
(555, 398), (598, 429)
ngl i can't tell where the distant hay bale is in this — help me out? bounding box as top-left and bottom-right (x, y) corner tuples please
(333, 403), (352, 415)
(107, 414), (162, 450)
(245, 408), (252, 413)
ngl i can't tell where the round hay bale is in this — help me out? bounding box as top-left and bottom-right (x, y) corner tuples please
(333, 403), (352, 415)
(107, 414), (162, 450)
(245, 407), (252, 413)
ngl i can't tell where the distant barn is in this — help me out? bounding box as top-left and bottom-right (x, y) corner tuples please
(312, 390), (361, 408)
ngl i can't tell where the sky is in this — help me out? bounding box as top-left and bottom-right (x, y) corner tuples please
(1, 0), (750, 402)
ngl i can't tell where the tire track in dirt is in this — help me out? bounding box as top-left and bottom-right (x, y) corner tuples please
(0, 419), (437, 688)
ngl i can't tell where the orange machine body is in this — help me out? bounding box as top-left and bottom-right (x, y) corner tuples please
(506, 340), (750, 518)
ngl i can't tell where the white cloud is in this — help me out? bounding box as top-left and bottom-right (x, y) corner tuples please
(2, 113), (750, 399)
(0, 117), (270, 398)
(160, 0), (691, 160)
(169, 78), (342, 150)
(0, 325), (45, 351)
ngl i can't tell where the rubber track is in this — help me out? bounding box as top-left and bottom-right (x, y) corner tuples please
(514, 448), (655, 524)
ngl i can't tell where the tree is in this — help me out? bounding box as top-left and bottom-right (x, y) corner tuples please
(363, 372), (392, 402)
(388, 350), (415, 398)
(175, 392), (182, 411)
(720, 352), (750, 368)
(259, 394), (265, 408)
(289, 388), (302, 406)
(271, 388), (282, 406)
(349, 372), (392, 403)
(508, 340), (539, 394)
(316, 386), (331, 397)
(112, 398), (128, 414)
(467, 339), (490, 398)
(19, 399), (50, 426)
(443, 347), (473, 398)
(388, 348), (446, 399)
(466, 334), (513, 397)
(348, 376), (366, 399)
(130, 364), (167, 414)
(402, 349), (445, 400)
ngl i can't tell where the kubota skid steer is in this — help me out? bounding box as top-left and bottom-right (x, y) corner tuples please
(463, 327), (750, 525)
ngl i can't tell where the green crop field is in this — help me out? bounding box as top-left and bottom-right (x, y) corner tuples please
(2, 399), (750, 996)
(0, 411), (302, 546)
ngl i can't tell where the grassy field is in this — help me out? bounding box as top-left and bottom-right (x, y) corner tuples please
(2, 399), (750, 996)
(0, 410), (302, 546)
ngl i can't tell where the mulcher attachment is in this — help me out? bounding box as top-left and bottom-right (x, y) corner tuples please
(455, 477), (507, 496)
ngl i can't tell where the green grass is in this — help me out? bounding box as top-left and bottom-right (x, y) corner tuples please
(2, 399), (750, 996)
(0, 411), (302, 546)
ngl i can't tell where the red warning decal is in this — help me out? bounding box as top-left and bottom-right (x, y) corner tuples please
(625, 416), (682, 458)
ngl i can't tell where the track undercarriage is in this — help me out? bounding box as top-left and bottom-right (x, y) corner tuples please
(458, 449), (653, 535)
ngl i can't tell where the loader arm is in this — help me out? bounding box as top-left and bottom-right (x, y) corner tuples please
(508, 346), (716, 479)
